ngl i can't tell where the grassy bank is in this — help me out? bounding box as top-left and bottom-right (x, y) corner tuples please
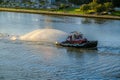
(111, 11), (120, 16)
(0, 7), (120, 20)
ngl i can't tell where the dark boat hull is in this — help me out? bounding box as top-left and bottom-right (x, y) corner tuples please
(56, 41), (98, 49)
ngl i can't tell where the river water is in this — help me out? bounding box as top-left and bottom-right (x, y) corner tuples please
(0, 12), (120, 80)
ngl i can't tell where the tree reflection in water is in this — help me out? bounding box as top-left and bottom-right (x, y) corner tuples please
(81, 18), (111, 24)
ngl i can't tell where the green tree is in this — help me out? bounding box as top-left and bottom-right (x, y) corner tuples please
(40, 1), (45, 5)
(95, 4), (105, 12)
(61, 0), (119, 7)
(112, 0), (120, 7)
(59, 3), (66, 9)
(68, 0), (92, 5)
(88, 1), (98, 10)
(0, 0), (3, 4)
(93, 0), (97, 2)
(68, 0), (81, 5)
(80, 4), (90, 13)
(104, 2), (113, 11)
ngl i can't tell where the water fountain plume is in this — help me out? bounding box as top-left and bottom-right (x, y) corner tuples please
(19, 29), (68, 43)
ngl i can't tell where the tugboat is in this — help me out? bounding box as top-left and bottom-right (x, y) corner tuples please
(56, 31), (98, 49)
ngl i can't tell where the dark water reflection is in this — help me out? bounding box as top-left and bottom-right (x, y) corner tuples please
(0, 12), (120, 80)
(81, 18), (111, 24)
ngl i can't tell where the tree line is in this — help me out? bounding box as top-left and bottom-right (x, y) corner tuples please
(80, 1), (113, 14)
(0, 0), (119, 7)
(67, 0), (120, 7)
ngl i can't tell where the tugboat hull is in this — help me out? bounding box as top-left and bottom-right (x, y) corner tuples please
(56, 41), (98, 49)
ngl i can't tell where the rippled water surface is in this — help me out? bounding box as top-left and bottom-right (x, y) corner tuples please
(0, 12), (120, 80)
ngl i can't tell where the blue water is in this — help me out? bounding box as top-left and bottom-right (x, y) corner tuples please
(0, 12), (120, 80)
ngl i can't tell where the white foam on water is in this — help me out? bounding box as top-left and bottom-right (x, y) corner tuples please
(19, 29), (68, 43)
(10, 36), (17, 41)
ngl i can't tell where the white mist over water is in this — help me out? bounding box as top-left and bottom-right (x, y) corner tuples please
(19, 29), (68, 43)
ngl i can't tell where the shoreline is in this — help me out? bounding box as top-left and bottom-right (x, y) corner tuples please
(0, 8), (120, 20)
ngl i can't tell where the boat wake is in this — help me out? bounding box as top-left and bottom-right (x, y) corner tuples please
(98, 41), (120, 54)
